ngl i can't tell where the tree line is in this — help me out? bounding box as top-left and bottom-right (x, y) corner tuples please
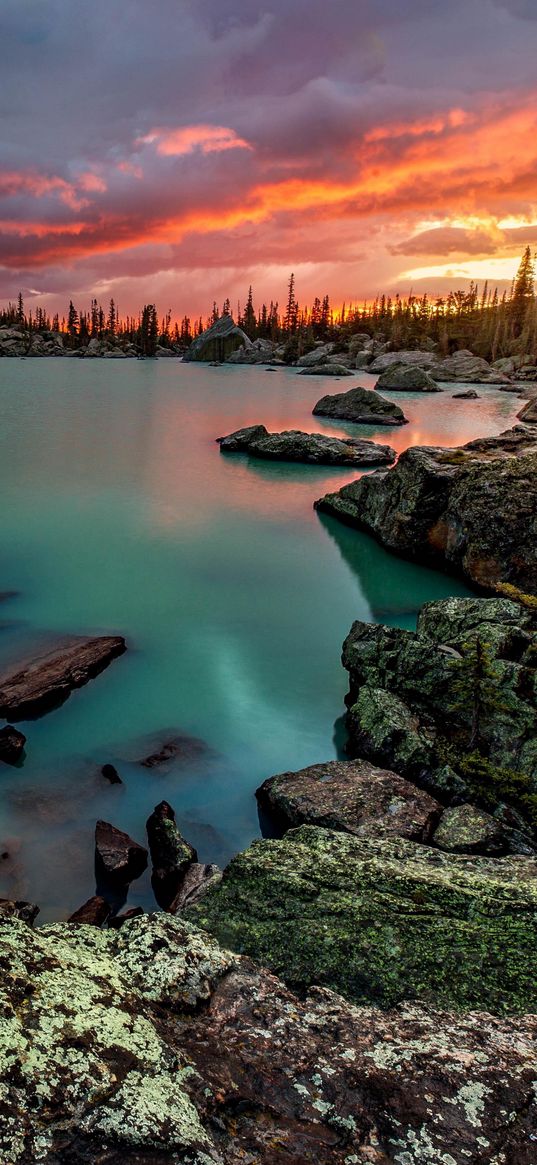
(1, 247), (535, 361)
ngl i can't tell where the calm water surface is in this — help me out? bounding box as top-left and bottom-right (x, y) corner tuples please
(0, 360), (519, 919)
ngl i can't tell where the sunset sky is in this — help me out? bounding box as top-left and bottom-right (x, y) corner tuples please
(2, 0), (537, 319)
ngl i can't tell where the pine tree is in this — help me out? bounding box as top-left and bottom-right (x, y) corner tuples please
(67, 300), (79, 337)
(243, 286), (256, 338)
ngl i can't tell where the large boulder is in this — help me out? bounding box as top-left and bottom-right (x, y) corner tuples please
(314, 425), (537, 593)
(368, 349), (439, 373)
(183, 314), (252, 362)
(226, 337), (277, 364)
(217, 426), (396, 466)
(0, 635), (126, 720)
(1, 912), (536, 1165)
(257, 759), (441, 842)
(312, 385), (408, 426)
(95, 820), (148, 886)
(146, 800), (197, 909)
(190, 825), (537, 1013)
(431, 350), (511, 384)
(518, 397), (537, 423)
(375, 364), (441, 391)
(296, 342), (335, 367)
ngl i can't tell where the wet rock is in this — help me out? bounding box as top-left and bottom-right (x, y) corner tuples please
(218, 426), (396, 466)
(190, 826), (537, 1012)
(0, 725), (26, 765)
(68, 895), (112, 926)
(169, 862), (223, 913)
(315, 425), (537, 593)
(0, 635), (126, 720)
(95, 819), (148, 886)
(257, 759), (441, 842)
(433, 804), (510, 855)
(107, 905), (144, 928)
(431, 350), (511, 383)
(183, 313), (252, 362)
(101, 763), (122, 784)
(146, 800), (197, 909)
(298, 362), (353, 376)
(375, 364), (441, 391)
(0, 898), (39, 924)
(313, 385), (408, 425)
(139, 733), (210, 769)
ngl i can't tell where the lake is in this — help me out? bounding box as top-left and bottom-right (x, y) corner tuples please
(0, 359), (519, 919)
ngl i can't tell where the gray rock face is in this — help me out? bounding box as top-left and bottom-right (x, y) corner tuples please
(518, 397), (537, 422)
(431, 350), (511, 383)
(217, 425), (396, 465)
(296, 342), (335, 367)
(2, 912), (536, 1165)
(226, 337), (276, 364)
(375, 364), (441, 391)
(257, 758), (442, 842)
(0, 635), (126, 720)
(183, 314), (251, 362)
(312, 385), (408, 425)
(298, 363), (353, 376)
(315, 425), (537, 593)
(369, 349), (439, 373)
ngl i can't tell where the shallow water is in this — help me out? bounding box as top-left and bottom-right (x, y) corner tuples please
(0, 359), (519, 919)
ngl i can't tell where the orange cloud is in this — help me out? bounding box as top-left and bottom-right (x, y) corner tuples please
(139, 124), (252, 156)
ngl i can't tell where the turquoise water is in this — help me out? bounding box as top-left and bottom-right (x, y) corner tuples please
(0, 359), (519, 919)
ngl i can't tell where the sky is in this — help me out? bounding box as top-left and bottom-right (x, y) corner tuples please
(1, 0), (537, 320)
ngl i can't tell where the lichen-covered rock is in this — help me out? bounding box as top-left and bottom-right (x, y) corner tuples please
(1, 911), (536, 1164)
(190, 826), (537, 1013)
(433, 804), (509, 855)
(315, 425), (537, 593)
(312, 385), (408, 425)
(147, 800), (197, 909)
(217, 426), (396, 465)
(170, 862), (223, 913)
(257, 759), (441, 842)
(375, 364), (441, 391)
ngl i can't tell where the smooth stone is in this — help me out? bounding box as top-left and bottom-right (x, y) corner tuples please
(217, 426), (396, 466)
(375, 364), (441, 391)
(0, 635), (126, 720)
(452, 389), (480, 399)
(298, 363), (354, 376)
(0, 725), (26, 765)
(312, 385), (408, 426)
(68, 895), (112, 926)
(95, 819), (148, 886)
(101, 763), (122, 785)
(146, 800), (197, 910)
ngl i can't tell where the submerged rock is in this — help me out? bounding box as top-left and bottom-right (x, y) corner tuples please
(95, 819), (148, 886)
(68, 895), (112, 926)
(0, 725), (26, 765)
(313, 385), (408, 426)
(315, 425), (537, 593)
(217, 426), (396, 466)
(0, 635), (126, 720)
(190, 825), (537, 1012)
(375, 364), (441, 391)
(146, 800), (197, 910)
(138, 733), (211, 769)
(257, 758), (441, 842)
(2, 911), (536, 1164)
(101, 762), (122, 784)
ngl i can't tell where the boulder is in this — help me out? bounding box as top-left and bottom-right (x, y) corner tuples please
(298, 363), (353, 376)
(0, 635), (126, 720)
(368, 349), (439, 373)
(95, 819), (148, 886)
(190, 826), (537, 1012)
(431, 350), (511, 383)
(169, 862), (223, 913)
(2, 912), (536, 1165)
(0, 898), (39, 924)
(146, 800), (197, 909)
(257, 759), (441, 842)
(101, 762), (122, 784)
(296, 342), (335, 367)
(375, 364), (441, 391)
(518, 397), (537, 422)
(0, 725), (26, 765)
(226, 338), (277, 364)
(183, 314), (252, 362)
(312, 385), (408, 426)
(68, 895), (112, 926)
(452, 389), (480, 399)
(217, 426), (396, 466)
(314, 425), (537, 593)
(433, 804), (510, 855)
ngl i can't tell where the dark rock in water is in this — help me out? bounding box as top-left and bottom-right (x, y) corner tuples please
(169, 861), (222, 913)
(107, 905), (144, 928)
(0, 898), (39, 924)
(101, 762), (122, 784)
(2, 911), (536, 1165)
(0, 724), (26, 765)
(0, 590), (19, 603)
(518, 397), (537, 422)
(68, 895), (112, 926)
(146, 800), (197, 909)
(0, 635), (126, 720)
(313, 385), (408, 425)
(139, 734), (210, 769)
(433, 804), (511, 855)
(315, 424), (537, 593)
(189, 825), (537, 1012)
(218, 425), (396, 466)
(95, 819), (148, 886)
(183, 313), (252, 362)
(257, 759), (441, 842)
(298, 362), (354, 376)
(376, 364), (441, 391)
(452, 389), (480, 399)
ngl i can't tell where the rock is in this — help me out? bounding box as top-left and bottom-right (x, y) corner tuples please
(217, 426), (396, 466)
(0, 725), (26, 765)
(369, 349), (439, 373)
(0, 898), (39, 924)
(138, 733), (211, 769)
(169, 862), (223, 913)
(452, 389), (480, 398)
(95, 819), (148, 886)
(296, 342), (335, 367)
(353, 349), (374, 368)
(375, 364), (441, 391)
(257, 759), (441, 842)
(2, 912), (536, 1164)
(183, 314), (252, 362)
(0, 635), (126, 720)
(190, 825), (537, 1012)
(312, 385), (408, 426)
(433, 804), (510, 855)
(314, 425), (537, 593)
(518, 397), (537, 422)
(431, 350), (511, 383)
(101, 762), (122, 784)
(298, 363), (354, 376)
(226, 337), (277, 364)
(68, 895), (112, 926)
(146, 800), (197, 909)
(107, 906), (144, 928)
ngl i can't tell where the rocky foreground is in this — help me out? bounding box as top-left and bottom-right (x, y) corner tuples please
(217, 425), (395, 466)
(315, 424), (537, 593)
(2, 910), (536, 1165)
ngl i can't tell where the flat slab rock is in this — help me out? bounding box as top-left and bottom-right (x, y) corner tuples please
(0, 635), (126, 719)
(313, 385), (408, 425)
(217, 424), (395, 465)
(1, 912), (536, 1165)
(257, 758), (442, 842)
